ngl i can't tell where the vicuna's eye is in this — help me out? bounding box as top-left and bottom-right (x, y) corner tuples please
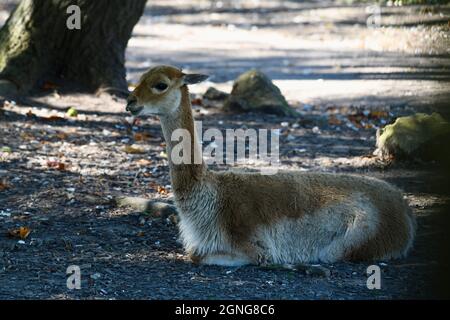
(153, 82), (168, 91)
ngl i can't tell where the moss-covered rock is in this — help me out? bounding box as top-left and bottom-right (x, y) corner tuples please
(375, 112), (450, 161)
(224, 69), (298, 117)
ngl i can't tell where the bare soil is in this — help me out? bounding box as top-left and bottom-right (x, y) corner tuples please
(1, 0), (449, 299)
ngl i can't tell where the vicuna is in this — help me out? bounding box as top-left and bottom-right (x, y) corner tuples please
(125, 65), (416, 266)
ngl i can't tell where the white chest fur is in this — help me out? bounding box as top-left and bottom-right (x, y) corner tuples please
(176, 183), (230, 256)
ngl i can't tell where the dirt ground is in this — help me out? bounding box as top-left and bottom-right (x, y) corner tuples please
(1, 0), (450, 299)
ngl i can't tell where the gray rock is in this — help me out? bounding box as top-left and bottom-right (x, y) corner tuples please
(202, 87), (229, 108)
(224, 69), (298, 117)
(203, 87), (229, 101)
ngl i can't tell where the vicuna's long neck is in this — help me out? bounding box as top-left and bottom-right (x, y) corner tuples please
(159, 85), (206, 196)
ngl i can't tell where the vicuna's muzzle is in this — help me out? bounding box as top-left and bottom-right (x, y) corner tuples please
(126, 95), (143, 115)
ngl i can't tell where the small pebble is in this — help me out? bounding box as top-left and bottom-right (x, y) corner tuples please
(312, 126), (321, 134)
(90, 273), (101, 280)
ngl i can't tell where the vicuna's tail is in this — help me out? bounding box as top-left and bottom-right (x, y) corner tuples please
(115, 196), (178, 218)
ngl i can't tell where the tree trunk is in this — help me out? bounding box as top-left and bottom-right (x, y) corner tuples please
(0, 0), (147, 95)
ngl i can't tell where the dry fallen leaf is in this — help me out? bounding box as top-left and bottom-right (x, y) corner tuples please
(149, 182), (168, 195)
(124, 145), (145, 154)
(42, 81), (58, 90)
(132, 118), (141, 126)
(191, 98), (203, 106)
(136, 231), (145, 237)
(8, 226), (31, 239)
(56, 132), (68, 140)
(168, 214), (179, 225)
(134, 132), (152, 141)
(136, 159), (152, 166)
(328, 115), (342, 126)
(157, 185), (168, 195)
(370, 111), (388, 119)
(0, 179), (11, 191)
(20, 132), (35, 141)
(47, 161), (66, 171)
(44, 115), (64, 122)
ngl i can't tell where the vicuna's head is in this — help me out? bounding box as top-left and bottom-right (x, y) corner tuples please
(126, 65), (208, 116)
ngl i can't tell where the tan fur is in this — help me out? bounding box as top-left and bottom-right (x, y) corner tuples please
(127, 65), (416, 266)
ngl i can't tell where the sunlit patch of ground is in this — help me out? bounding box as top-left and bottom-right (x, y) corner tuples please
(127, 0), (450, 115)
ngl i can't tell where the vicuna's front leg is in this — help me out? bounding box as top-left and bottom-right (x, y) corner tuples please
(202, 254), (252, 267)
(115, 196), (177, 218)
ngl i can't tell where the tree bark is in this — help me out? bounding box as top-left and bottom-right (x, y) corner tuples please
(0, 0), (147, 95)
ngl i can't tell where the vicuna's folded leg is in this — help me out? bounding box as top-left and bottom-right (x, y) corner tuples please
(197, 253), (252, 267)
(115, 196), (178, 218)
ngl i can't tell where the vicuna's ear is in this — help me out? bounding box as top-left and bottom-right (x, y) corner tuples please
(183, 73), (209, 85)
